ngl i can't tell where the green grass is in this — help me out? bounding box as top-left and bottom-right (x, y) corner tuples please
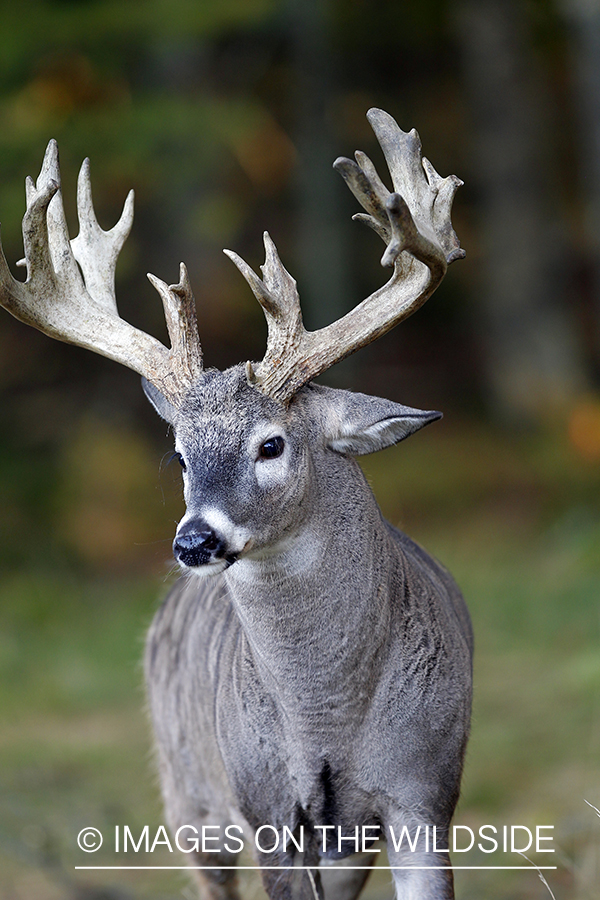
(1, 422), (599, 899)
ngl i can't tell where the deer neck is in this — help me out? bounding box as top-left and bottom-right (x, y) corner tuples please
(224, 465), (395, 707)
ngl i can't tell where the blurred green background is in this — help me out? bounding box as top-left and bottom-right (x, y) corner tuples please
(0, 0), (599, 898)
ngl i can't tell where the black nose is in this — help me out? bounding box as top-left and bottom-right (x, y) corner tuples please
(173, 520), (226, 567)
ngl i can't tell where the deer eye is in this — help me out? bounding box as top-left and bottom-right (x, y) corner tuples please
(175, 452), (186, 471)
(258, 436), (285, 460)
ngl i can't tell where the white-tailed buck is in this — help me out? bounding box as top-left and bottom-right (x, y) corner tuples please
(0, 109), (472, 900)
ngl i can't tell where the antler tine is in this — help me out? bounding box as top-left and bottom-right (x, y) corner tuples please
(227, 108), (465, 404)
(147, 263), (203, 387)
(224, 232), (304, 387)
(17, 140), (62, 282)
(71, 156), (134, 313)
(0, 141), (203, 406)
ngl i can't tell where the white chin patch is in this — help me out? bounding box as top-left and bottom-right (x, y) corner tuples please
(182, 558), (231, 579)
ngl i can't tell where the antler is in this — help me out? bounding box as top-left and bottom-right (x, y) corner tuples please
(0, 140), (202, 406)
(225, 108), (465, 404)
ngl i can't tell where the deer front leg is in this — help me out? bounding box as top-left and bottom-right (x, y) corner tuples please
(387, 842), (455, 900)
(188, 856), (240, 900)
(319, 852), (377, 900)
(257, 846), (324, 900)
(390, 860), (454, 900)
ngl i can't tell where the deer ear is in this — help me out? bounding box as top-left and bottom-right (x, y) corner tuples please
(323, 389), (441, 457)
(142, 377), (178, 424)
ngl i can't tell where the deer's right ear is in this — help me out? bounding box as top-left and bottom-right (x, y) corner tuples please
(142, 378), (178, 424)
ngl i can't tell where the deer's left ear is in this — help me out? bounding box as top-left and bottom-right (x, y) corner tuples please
(320, 387), (442, 457)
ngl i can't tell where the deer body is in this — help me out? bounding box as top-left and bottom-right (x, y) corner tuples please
(0, 109), (472, 899)
(143, 370), (472, 900)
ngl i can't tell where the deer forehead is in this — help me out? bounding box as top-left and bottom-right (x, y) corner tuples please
(173, 366), (315, 454)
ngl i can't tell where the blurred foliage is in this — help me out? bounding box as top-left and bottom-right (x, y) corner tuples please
(0, 1), (599, 899)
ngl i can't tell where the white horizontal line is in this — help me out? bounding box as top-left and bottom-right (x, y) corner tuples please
(74, 865), (557, 871)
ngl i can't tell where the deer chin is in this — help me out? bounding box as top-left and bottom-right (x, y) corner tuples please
(181, 557), (234, 579)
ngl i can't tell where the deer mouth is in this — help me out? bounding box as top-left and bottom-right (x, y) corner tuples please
(184, 557), (232, 579)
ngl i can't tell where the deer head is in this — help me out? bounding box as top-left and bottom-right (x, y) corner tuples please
(0, 109), (464, 574)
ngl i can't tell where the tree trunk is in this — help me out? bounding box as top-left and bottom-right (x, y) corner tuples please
(456, 0), (587, 421)
(561, 0), (600, 377)
(287, 0), (357, 386)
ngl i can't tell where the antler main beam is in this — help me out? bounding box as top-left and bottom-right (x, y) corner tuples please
(0, 141), (202, 406)
(226, 108), (465, 404)
(0, 108), (463, 409)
